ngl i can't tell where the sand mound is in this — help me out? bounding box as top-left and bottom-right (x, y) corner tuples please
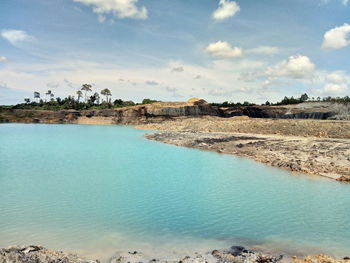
(187, 98), (208, 105)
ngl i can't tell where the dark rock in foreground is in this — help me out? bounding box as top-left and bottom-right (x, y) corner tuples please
(0, 245), (284, 263)
(110, 246), (283, 263)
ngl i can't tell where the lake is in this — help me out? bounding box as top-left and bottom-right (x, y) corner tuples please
(0, 124), (349, 260)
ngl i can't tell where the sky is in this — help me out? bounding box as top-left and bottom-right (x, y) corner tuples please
(0, 0), (349, 104)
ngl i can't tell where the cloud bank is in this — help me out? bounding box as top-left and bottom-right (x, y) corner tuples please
(265, 55), (316, 80)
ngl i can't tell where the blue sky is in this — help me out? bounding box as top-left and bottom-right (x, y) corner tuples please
(0, 0), (349, 104)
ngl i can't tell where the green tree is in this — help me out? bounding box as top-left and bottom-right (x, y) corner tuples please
(113, 99), (124, 106)
(142, 98), (158, 104)
(300, 93), (309, 102)
(101, 88), (112, 103)
(81, 84), (92, 102)
(24, 98), (30, 103)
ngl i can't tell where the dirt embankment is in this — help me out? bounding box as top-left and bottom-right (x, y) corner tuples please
(0, 99), (219, 125)
(1, 100), (349, 125)
(137, 116), (350, 139)
(137, 117), (350, 181)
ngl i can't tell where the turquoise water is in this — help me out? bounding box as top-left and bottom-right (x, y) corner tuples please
(0, 124), (349, 259)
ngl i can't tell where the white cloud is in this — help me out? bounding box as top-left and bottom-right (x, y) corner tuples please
(0, 56), (8, 62)
(342, 0), (348, 5)
(205, 41), (243, 58)
(322, 23), (350, 49)
(316, 72), (349, 95)
(322, 83), (347, 93)
(325, 72), (347, 84)
(246, 46), (280, 55)
(266, 55), (316, 79)
(1, 29), (34, 45)
(205, 43), (279, 59)
(212, 0), (240, 21)
(241, 55), (316, 89)
(73, 0), (148, 20)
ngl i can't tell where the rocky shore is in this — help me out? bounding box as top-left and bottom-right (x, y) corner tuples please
(0, 246), (99, 263)
(138, 117), (350, 182)
(110, 245), (284, 263)
(2, 245), (348, 263)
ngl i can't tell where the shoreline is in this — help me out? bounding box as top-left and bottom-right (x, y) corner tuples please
(1, 244), (349, 263)
(136, 117), (350, 182)
(142, 131), (350, 182)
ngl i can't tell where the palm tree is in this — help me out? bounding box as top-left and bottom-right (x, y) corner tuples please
(34, 92), (40, 102)
(24, 98), (30, 104)
(101, 88), (112, 103)
(76, 90), (83, 102)
(81, 84), (92, 102)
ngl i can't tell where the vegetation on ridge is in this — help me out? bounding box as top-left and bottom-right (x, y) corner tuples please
(1, 85), (349, 111)
(1, 84), (160, 111)
(211, 93), (350, 107)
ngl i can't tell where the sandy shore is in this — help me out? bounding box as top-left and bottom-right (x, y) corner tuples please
(136, 117), (350, 181)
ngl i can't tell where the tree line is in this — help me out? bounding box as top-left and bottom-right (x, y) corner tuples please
(4, 87), (350, 110)
(211, 93), (350, 107)
(13, 84), (158, 110)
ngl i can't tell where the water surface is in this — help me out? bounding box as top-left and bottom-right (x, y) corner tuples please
(0, 124), (349, 260)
